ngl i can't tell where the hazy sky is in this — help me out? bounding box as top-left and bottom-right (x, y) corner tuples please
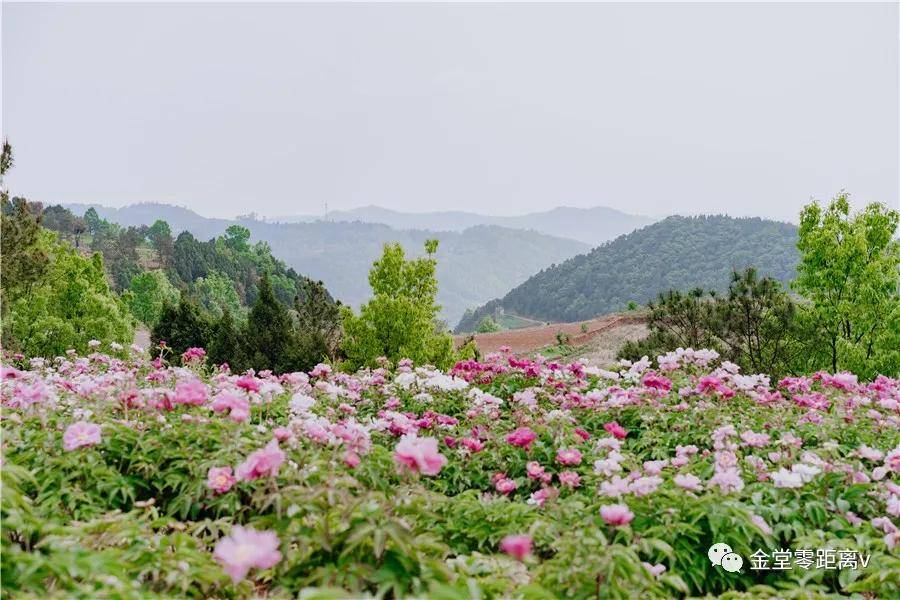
(3, 2), (898, 221)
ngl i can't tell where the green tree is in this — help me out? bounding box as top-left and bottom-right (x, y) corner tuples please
(4, 230), (134, 357)
(294, 280), (342, 363)
(793, 195), (899, 377)
(193, 270), (242, 319)
(150, 292), (212, 360)
(709, 268), (800, 375)
(127, 270), (180, 327)
(341, 240), (455, 369)
(208, 308), (247, 372)
(244, 273), (298, 373)
(477, 316), (501, 333)
(223, 225), (251, 253)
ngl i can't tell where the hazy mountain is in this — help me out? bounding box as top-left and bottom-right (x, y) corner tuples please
(64, 203), (589, 325)
(456, 215), (799, 332)
(272, 205), (655, 246)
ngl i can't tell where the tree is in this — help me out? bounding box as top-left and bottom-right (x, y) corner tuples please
(477, 316), (501, 333)
(127, 270), (180, 327)
(243, 273), (298, 373)
(147, 219), (174, 268)
(709, 268), (800, 375)
(294, 280), (342, 363)
(341, 240), (455, 369)
(151, 292), (212, 360)
(208, 308), (247, 373)
(3, 230), (133, 357)
(193, 270), (242, 319)
(223, 225), (251, 253)
(793, 195), (899, 377)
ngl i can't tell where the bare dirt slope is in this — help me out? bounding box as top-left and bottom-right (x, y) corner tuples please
(455, 313), (647, 356)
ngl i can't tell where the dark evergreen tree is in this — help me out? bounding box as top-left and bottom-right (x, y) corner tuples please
(294, 280), (342, 364)
(150, 292), (212, 362)
(208, 308), (247, 373)
(244, 273), (297, 373)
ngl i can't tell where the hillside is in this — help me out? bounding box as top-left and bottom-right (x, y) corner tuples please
(456, 215), (799, 331)
(64, 203), (589, 325)
(274, 204), (655, 246)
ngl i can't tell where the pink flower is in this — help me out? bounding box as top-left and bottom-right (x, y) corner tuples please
(643, 562), (666, 577)
(63, 421), (101, 451)
(749, 513), (773, 536)
(526, 461), (546, 479)
(207, 467), (236, 494)
(495, 477), (518, 494)
(558, 470), (581, 488)
(740, 430), (771, 448)
(556, 448), (582, 466)
(394, 435), (447, 476)
(213, 526), (282, 583)
(603, 421), (627, 440)
(235, 374), (261, 393)
(173, 378), (207, 406)
(273, 427), (292, 442)
(211, 392), (250, 422)
(499, 534), (532, 561)
(235, 440), (285, 481)
(343, 450), (361, 468)
(506, 427), (538, 450)
(181, 347), (206, 363)
(600, 503), (635, 527)
(673, 473), (703, 492)
(461, 437), (485, 453)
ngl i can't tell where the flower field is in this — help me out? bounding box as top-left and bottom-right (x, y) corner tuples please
(2, 345), (899, 598)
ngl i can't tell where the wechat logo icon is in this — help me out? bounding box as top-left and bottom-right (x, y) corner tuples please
(708, 543), (743, 573)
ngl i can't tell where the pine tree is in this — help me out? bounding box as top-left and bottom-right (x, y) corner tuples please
(245, 273), (296, 373)
(208, 308), (246, 373)
(151, 292), (212, 361)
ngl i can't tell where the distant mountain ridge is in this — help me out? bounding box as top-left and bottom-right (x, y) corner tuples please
(63, 202), (590, 326)
(455, 215), (800, 332)
(271, 204), (656, 246)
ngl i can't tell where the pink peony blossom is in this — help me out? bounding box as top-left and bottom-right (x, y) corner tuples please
(213, 526), (282, 583)
(603, 421), (627, 440)
(173, 378), (207, 406)
(500, 534), (532, 561)
(207, 467), (236, 494)
(674, 473), (703, 492)
(600, 503), (635, 527)
(63, 421), (102, 451)
(495, 477), (518, 494)
(343, 450), (361, 468)
(558, 470), (581, 488)
(506, 427), (538, 450)
(394, 435), (447, 476)
(235, 440), (285, 481)
(556, 448), (583, 466)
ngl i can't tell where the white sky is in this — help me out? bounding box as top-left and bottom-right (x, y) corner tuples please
(3, 2), (898, 221)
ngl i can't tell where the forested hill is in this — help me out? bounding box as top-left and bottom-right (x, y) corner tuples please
(455, 215), (799, 331)
(63, 203), (590, 325)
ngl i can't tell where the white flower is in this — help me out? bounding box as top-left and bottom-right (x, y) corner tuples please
(772, 468), (803, 488)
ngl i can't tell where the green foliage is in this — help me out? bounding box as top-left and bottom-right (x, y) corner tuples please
(476, 316), (501, 333)
(341, 241), (456, 369)
(3, 230), (134, 357)
(793, 195), (899, 377)
(193, 270), (243, 319)
(620, 270), (801, 377)
(151, 292), (213, 357)
(127, 270), (180, 327)
(295, 280), (343, 363)
(243, 274), (302, 373)
(457, 215), (799, 331)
